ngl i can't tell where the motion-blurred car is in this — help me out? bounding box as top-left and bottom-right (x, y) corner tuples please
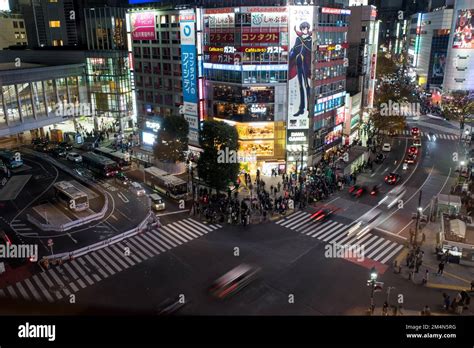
(427, 132), (436, 141)
(209, 264), (260, 299)
(66, 152), (82, 162)
(311, 208), (335, 222)
(130, 182), (146, 196)
(115, 172), (131, 187)
(411, 127), (420, 137)
(157, 297), (186, 315)
(384, 173), (401, 185)
(405, 153), (417, 164)
(413, 138), (421, 147)
(408, 146), (419, 155)
(52, 147), (67, 158)
(349, 185), (366, 198)
(58, 141), (73, 151)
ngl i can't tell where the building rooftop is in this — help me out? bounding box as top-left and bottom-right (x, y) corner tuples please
(0, 62), (45, 71)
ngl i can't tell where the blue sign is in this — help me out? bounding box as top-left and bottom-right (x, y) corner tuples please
(181, 45), (198, 104)
(129, 0), (162, 4)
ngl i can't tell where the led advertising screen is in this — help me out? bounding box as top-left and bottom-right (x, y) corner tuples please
(452, 9), (474, 49)
(130, 12), (156, 40)
(287, 6), (314, 130)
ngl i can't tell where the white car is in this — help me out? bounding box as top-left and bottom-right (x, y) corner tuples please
(150, 193), (165, 211)
(382, 143), (391, 152)
(66, 152), (82, 162)
(130, 182), (146, 196)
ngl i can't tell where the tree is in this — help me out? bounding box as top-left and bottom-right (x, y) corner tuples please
(376, 53), (398, 78)
(153, 115), (189, 162)
(197, 120), (240, 192)
(370, 109), (406, 135)
(440, 92), (474, 122)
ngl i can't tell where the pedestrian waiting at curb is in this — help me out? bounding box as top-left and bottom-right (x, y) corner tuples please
(437, 262), (445, 275)
(422, 269), (429, 285)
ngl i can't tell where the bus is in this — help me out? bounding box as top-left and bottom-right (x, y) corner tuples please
(53, 181), (89, 212)
(81, 152), (119, 178)
(0, 150), (23, 169)
(144, 166), (188, 200)
(93, 147), (131, 170)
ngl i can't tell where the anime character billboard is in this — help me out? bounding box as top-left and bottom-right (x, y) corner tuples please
(453, 9), (474, 49)
(287, 6), (314, 130)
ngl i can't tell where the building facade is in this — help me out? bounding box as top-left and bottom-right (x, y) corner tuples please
(0, 12), (28, 49)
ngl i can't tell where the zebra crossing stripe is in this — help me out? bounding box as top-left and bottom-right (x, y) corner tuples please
(63, 263), (86, 289)
(155, 235), (174, 249)
(381, 244), (404, 264)
(84, 254), (110, 279)
(284, 213), (311, 229)
(23, 277), (44, 302)
(161, 226), (188, 243)
(70, 260), (95, 285)
(295, 220), (314, 233)
(322, 225), (351, 242)
(367, 240), (392, 259)
(190, 219), (216, 233)
(179, 219), (205, 235)
(160, 230), (183, 245)
(0, 289), (5, 297)
(362, 238), (386, 255)
(351, 234), (377, 248)
(174, 221), (201, 238)
(127, 237), (156, 257)
(6, 285), (18, 299)
(39, 272), (62, 300)
(291, 216), (315, 231)
(309, 221), (340, 238)
(333, 230), (358, 245)
(78, 258), (102, 281)
(279, 211), (307, 227)
(110, 245), (136, 267)
(68, 282), (79, 293)
(90, 252), (116, 276)
(101, 247), (129, 270)
(276, 211), (304, 225)
(166, 223), (195, 240)
(97, 249), (122, 272)
(318, 223), (347, 241)
(138, 233), (166, 253)
(116, 242), (142, 264)
(48, 269), (71, 296)
(156, 233), (179, 248)
(16, 282), (31, 300)
(313, 222), (342, 239)
(373, 242), (399, 261)
(31, 275), (54, 302)
(122, 240), (148, 261)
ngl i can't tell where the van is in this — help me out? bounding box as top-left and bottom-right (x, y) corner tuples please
(150, 193), (165, 211)
(130, 182), (146, 196)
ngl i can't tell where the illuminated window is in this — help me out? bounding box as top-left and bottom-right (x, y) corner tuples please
(49, 0), (58, 2)
(53, 39), (63, 46)
(49, 21), (61, 28)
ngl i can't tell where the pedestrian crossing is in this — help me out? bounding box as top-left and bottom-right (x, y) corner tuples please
(276, 211), (404, 265)
(387, 129), (459, 140)
(0, 218), (221, 303)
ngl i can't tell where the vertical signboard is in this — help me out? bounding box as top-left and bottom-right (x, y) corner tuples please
(452, 9), (474, 49)
(180, 9), (199, 145)
(287, 6), (314, 131)
(130, 12), (156, 40)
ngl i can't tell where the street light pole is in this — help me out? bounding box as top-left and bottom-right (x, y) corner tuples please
(369, 267), (378, 315)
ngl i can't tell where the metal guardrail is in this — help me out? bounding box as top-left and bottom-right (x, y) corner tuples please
(42, 212), (153, 262)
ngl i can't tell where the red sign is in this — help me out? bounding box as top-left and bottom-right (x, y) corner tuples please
(131, 12), (156, 41)
(321, 7), (351, 15)
(242, 32), (279, 44)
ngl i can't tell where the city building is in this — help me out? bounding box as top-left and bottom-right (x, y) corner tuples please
(0, 59), (89, 142)
(0, 12), (28, 49)
(406, 6), (453, 89)
(443, 0), (474, 92)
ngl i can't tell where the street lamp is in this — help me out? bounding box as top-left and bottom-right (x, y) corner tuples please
(369, 267), (378, 314)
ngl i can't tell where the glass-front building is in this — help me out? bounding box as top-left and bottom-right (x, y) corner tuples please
(0, 62), (88, 139)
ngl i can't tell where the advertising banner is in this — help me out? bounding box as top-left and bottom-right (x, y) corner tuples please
(242, 32), (280, 44)
(453, 9), (474, 49)
(287, 6), (314, 130)
(131, 12), (156, 40)
(250, 12), (288, 27)
(180, 9), (199, 145)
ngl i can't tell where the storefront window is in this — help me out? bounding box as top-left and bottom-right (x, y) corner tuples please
(239, 140), (274, 157)
(19, 83), (33, 121)
(44, 80), (58, 114)
(214, 102), (274, 122)
(67, 76), (79, 103)
(56, 78), (68, 102)
(3, 85), (20, 125)
(236, 123), (274, 140)
(32, 81), (46, 117)
(0, 92), (6, 128)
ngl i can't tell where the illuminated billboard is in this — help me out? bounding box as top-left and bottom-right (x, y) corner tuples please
(287, 6), (314, 130)
(0, 0), (10, 11)
(130, 12), (156, 40)
(452, 9), (474, 49)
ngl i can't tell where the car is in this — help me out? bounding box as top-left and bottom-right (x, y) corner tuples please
(413, 138), (421, 147)
(408, 146), (418, 155)
(349, 185), (366, 198)
(66, 152), (82, 162)
(382, 143), (391, 152)
(157, 297), (187, 315)
(348, 185), (360, 194)
(384, 173), (401, 185)
(347, 209), (382, 236)
(130, 182), (146, 196)
(52, 147), (67, 158)
(150, 193), (166, 211)
(405, 153), (417, 164)
(209, 264), (260, 299)
(34, 142), (55, 152)
(310, 208), (334, 222)
(411, 127), (420, 137)
(58, 141), (73, 151)
(374, 153), (386, 164)
(115, 172), (131, 187)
